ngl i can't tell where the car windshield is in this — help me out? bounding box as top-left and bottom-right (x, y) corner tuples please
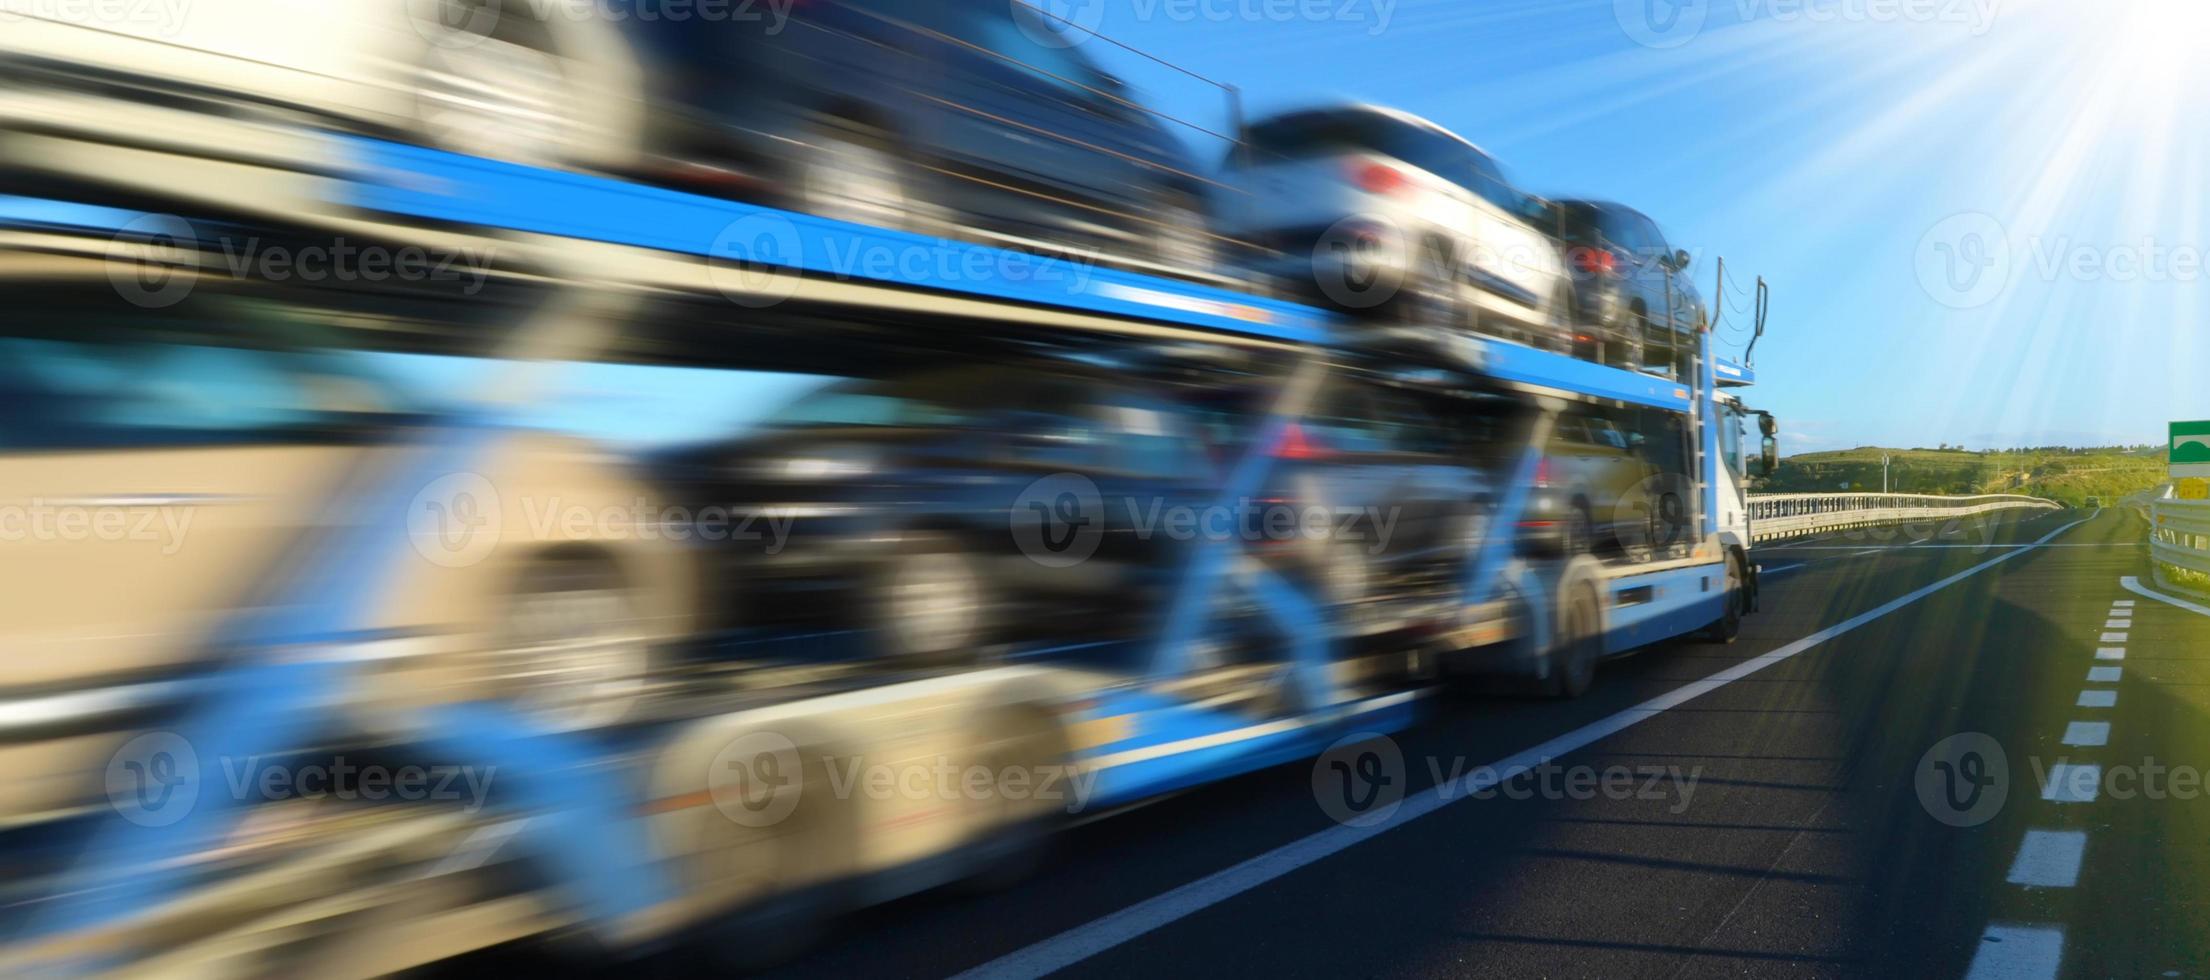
(768, 383), (976, 428)
(1243, 110), (1475, 176)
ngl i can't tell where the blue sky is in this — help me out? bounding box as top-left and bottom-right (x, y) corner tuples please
(1071, 0), (2208, 453)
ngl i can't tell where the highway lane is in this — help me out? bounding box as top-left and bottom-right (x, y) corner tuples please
(724, 506), (2210, 979)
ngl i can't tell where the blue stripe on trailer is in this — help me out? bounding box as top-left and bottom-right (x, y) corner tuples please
(0, 194), (158, 234)
(331, 136), (1333, 346)
(1478, 340), (1692, 411)
(1074, 690), (1422, 808)
(1599, 563), (1727, 654)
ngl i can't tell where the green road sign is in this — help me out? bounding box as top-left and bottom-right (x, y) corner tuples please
(2174, 420), (2210, 478)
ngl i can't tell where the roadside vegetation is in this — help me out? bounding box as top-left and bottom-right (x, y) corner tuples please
(1762, 445), (2169, 508)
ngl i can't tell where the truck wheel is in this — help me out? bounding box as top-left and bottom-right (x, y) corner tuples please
(1543, 562), (1603, 698)
(798, 121), (913, 231)
(1700, 552), (1746, 644)
(958, 703), (1071, 892)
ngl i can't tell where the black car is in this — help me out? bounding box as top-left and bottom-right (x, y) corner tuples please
(1551, 200), (1708, 375)
(653, 359), (1493, 666)
(622, 0), (1216, 274)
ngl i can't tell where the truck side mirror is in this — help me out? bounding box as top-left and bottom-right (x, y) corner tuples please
(1672, 249), (1692, 271)
(1758, 435), (1779, 476)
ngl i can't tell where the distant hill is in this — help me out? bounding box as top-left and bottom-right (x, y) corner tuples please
(1762, 445), (2168, 507)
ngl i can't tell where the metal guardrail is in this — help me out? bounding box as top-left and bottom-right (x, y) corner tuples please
(2149, 492), (2210, 595)
(1747, 492), (2063, 542)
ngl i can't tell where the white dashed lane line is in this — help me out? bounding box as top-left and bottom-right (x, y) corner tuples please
(2041, 763), (2101, 804)
(2075, 690), (2117, 708)
(2086, 666), (2121, 682)
(2094, 647), (2125, 661)
(2004, 830), (2087, 888)
(1965, 924), (2066, 980)
(2060, 721), (2110, 746)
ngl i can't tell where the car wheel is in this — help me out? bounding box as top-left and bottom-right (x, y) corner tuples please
(798, 124), (912, 231)
(1564, 503), (1594, 557)
(1544, 284), (1576, 353)
(1618, 306), (1650, 372)
(873, 534), (986, 664)
(498, 558), (652, 731)
(405, 8), (638, 170)
(1151, 192), (1215, 274)
(1400, 238), (1467, 334)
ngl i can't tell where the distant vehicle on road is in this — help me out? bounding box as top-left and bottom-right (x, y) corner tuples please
(1549, 199), (1709, 376)
(1219, 104), (1572, 353)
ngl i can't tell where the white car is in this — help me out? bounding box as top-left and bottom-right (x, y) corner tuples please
(1221, 104), (1572, 353)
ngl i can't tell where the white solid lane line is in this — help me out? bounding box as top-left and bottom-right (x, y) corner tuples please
(948, 516), (2095, 980)
(2042, 764), (2101, 803)
(2076, 690), (2117, 708)
(2005, 830), (2087, 887)
(2086, 666), (2121, 682)
(1965, 924), (2065, 980)
(2060, 721), (2110, 746)
(2122, 576), (2210, 617)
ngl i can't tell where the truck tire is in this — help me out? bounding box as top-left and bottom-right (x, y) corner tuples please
(1542, 558), (1604, 698)
(1699, 551), (1746, 644)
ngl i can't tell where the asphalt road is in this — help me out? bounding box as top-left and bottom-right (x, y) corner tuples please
(727, 506), (2210, 979)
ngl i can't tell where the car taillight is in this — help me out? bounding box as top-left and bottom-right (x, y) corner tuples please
(1569, 247), (1618, 277)
(1534, 457), (1553, 487)
(1275, 422), (1324, 460)
(1352, 161), (1408, 196)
